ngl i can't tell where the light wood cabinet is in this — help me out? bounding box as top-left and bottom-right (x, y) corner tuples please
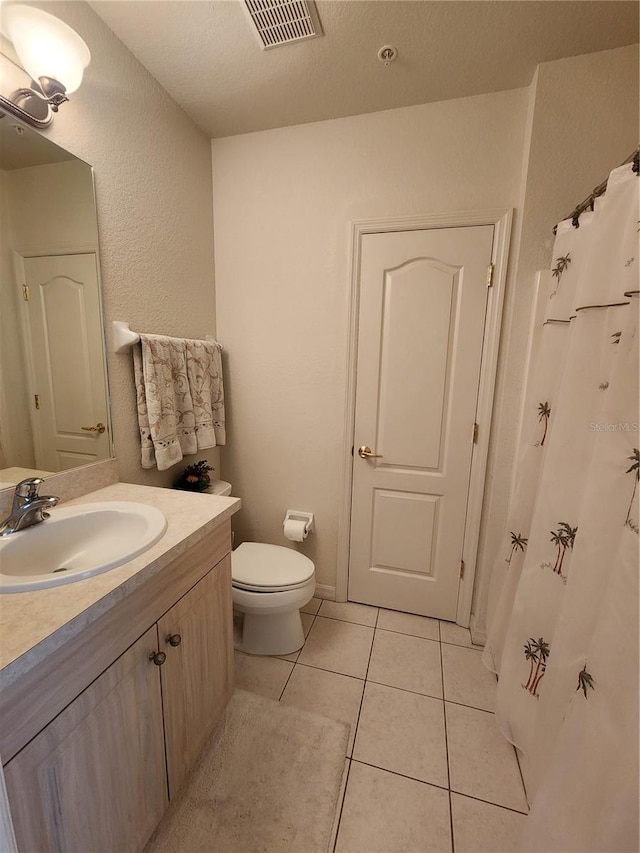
(2, 523), (234, 853)
(159, 554), (233, 797)
(4, 626), (168, 853)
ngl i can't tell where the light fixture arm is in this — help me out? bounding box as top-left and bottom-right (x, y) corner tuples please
(0, 77), (67, 128)
(0, 4), (90, 129)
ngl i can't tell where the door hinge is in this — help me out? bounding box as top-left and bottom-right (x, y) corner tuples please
(459, 559), (465, 579)
(472, 422), (479, 443)
(486, 264), (494, 287)
(34, 394), (40, 410)
(22, 284), (30, 301)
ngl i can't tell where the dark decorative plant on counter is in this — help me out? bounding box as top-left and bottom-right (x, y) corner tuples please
(173, 460), (214, 492)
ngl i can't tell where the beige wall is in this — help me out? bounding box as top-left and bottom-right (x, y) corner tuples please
(5, 159), (98, 251)
(213, 44), (638, 615)
(212, 88), (529, 592)
(475, 43), (639, 634)
(7, 1), (219, 487)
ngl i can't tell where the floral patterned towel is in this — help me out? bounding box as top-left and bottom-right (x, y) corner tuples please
(185, 338), (226, 449)
(133, 334), (225, 471)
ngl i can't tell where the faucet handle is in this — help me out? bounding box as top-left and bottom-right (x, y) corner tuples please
(15, 478), (45, 499)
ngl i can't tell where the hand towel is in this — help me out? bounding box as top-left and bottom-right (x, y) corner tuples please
(185, 338), (226, 449)
(133, 334), (196, 470)
(133, 334), (225, 471)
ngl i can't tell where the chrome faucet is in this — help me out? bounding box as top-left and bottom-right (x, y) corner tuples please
(0, 478), (60, 537)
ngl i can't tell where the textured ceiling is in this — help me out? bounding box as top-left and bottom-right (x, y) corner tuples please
(89, 1), (639, 138)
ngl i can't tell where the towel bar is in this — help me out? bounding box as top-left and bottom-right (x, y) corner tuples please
(111, 321), (219, 353)
(112, 321), (140, 352)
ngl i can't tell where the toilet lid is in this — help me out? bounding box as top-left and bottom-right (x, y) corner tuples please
(232, 542), (314, 591)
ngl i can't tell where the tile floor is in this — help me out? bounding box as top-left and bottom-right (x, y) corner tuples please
(234, 598), (529, 853)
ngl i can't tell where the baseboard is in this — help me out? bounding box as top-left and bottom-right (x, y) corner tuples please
(469, 613), (487, 647)
(314, 584), (336, 601)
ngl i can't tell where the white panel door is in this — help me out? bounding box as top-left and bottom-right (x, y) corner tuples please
(22, 254), (110, 471)
(348, 226), (494, 619)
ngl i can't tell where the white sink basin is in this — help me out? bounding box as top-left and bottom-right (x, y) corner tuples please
(0, 501), (167, 593)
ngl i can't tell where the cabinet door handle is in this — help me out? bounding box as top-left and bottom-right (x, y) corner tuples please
(166, 633), (182, 647)
(149, 651), (166, 666)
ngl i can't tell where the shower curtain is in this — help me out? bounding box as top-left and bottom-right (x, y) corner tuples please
(483, 161), (639, 852)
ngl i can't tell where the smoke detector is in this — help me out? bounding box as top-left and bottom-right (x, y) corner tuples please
(244, 0), (324, 50)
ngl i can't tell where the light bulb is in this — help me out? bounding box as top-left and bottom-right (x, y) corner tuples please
(2, 4), (90, 94)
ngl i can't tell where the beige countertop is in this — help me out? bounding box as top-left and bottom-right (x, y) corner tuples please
(0, 482), (241, 689)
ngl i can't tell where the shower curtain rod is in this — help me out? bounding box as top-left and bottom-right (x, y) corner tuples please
(553, 146), (639, 234)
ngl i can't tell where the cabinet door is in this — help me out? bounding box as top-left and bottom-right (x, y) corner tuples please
(4, 626), (168, 853)
(158, 556), (234, 797)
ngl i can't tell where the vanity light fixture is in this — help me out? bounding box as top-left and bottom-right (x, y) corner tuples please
(0, 4), (90, 128)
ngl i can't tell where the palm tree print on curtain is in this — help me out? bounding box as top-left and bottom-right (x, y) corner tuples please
(550, 253), (571, 296)
(506, 532), (528, 565)
(484, 163), (638, 851)
(576, 664), (595, 699)
(625, 449), (639, 533)
(535, 402), (551, 446)
(523, 638), (550, 697)
(544, 522), (578, 576)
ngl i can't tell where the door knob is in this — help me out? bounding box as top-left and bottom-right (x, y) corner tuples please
(149, 651), (166, 666)
(358, 445), (383, 459)
(166, 633), (182, 647)
(81, 422), (106, 434)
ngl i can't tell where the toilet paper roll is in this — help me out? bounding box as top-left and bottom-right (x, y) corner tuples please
(284, 518), (308, 542)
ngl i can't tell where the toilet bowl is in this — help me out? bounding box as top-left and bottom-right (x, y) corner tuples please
(206, 481), (316, 655)
(232, 542), (315, 655)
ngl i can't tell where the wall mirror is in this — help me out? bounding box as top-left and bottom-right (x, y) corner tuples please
(0, 115), (113, 490)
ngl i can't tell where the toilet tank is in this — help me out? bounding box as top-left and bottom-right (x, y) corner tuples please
(206, 480), (232, 496)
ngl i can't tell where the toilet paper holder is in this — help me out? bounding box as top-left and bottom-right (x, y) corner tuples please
(283, 510), (314, 536)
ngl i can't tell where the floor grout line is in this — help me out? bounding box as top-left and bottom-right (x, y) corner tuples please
(313, 612), (378, 630)
(512, 742), (531, 811)
(449, 789), (530, 817)
(372, 627), (441, 641)
(293, 661), (365, 683)
(330, 608), (379, 850)
(350, 758), (450, 793)
(270, 654), (495, 710)
(278, 613), (317, 700)
(443, 698), (496, 715)
(441, 639), (486, 651)
(365, 676), (445, 703)
(331, 758), (352, 852)
(439, 634), (455, 853)
(333, 759), (531, 818)
(348, 607), (379, 759)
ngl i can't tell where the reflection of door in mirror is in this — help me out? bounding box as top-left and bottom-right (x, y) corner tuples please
(0, 118), (112, 486)
(20, 253), (110, 470)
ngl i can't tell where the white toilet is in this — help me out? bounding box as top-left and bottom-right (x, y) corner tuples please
(207, 480), (316, 656)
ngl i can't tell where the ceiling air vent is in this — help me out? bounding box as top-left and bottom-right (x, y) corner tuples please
(244, 0), (323, 49)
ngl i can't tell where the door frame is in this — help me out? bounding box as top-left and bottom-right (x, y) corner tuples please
(336, 209), (513, 627)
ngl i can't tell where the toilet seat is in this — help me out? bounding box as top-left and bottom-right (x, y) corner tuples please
(232, 542), (314, 592)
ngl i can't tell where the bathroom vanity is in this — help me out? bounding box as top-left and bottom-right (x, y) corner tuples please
(0, 481), (240, 852)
